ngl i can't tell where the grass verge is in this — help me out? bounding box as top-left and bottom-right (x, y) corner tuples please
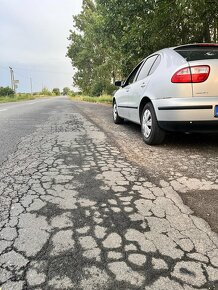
(70, 95), (113, 104)
(0, 94), (55, 103)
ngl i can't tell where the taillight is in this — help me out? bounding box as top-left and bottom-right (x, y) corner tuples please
(171, 65), (210, 83)
(171, 67), (191, 83)
(190, 66), (210, 82)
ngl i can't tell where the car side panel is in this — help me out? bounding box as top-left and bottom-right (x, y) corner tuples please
(126, 78), (151, 124)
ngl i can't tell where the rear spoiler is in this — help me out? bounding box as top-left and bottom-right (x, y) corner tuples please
(174, 43), (218, 50)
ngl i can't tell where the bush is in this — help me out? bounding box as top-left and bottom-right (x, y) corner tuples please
(90, 81), (116, 97)
(0, 86), (15, 96)
(70, 94), (112, 104)
(62, 87), (71, 95)
(40, 87), (53, 96)
(52, 88), (60, 96)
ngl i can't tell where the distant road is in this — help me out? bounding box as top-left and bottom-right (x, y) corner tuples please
(0, 96), (66, 165)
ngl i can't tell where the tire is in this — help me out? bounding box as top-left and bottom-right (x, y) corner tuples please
(141, 102), (165, 145)
(113, 101), (124, 124)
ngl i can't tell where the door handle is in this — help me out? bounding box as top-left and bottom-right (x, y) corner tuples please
(141, 83), (146, 88)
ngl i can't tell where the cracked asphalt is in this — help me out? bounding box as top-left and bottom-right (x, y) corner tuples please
(0, 97), (218, 290)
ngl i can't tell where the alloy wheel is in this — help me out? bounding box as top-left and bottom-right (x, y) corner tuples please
(113, 103), (118, 121)
(142, 109), (152, 138)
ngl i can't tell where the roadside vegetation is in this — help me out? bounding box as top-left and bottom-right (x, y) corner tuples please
(0, 94), (35, 103)
(0, 86), (63, 103)
(70, 94), (112, 104)
(67, 0), (218, 96)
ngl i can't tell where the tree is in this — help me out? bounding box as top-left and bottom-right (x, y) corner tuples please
(67, 0), (116, 96)
(0, 86), (14, 96)
(52, 88), (60, 96)
(41, 87), (53, 96)
(62, 87), (71, 95)
(67, 0), (218, 94)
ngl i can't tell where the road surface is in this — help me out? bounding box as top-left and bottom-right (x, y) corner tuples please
(0, 97), (217, 290)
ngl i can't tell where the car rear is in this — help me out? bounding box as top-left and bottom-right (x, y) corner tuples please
(175, 44), (218, 99)
(154, 44), (218, 132)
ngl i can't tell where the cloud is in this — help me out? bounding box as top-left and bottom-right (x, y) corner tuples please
(0, 0), (82, 92)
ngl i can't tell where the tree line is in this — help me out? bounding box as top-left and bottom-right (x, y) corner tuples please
(0, 86), (73, 97)
(67, 0), (218, 96)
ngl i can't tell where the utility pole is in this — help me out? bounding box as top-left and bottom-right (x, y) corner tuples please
(9, 67), (14, 91)
(12, 70), (15, 93)
(9, 67), (17, 93)
(30, 77), (33, 95)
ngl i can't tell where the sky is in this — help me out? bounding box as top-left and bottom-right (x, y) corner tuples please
(0, 0), (83, 93)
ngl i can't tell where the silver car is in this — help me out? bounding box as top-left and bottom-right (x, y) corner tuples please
(113, 43), (218, 145)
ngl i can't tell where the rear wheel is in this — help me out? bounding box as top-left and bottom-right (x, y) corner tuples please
(113, 102), (124, 124)
(141, 102), (165, 145)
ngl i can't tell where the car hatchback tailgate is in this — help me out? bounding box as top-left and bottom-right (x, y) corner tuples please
(190, 59), (218, 98)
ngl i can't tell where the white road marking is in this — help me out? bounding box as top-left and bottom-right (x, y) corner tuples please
(0, 109), (8, 112)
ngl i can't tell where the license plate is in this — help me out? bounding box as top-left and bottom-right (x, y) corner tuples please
(215, 106), (218, 117)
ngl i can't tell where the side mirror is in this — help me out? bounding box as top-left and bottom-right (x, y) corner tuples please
(114, 80), (123, 87)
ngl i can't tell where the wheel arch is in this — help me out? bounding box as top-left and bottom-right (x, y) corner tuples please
(139, 97), (152, 123)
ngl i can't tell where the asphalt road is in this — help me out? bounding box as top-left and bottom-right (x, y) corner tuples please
(0, 98), (59, 165)
(0, 97), (218, 290)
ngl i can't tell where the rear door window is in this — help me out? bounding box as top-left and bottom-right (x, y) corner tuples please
(136, 55), (158, 81)
(175, 46), (218, 61)
(148, 55), (161, 75)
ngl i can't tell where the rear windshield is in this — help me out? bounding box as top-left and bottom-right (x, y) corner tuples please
(175, 46), (218, 61)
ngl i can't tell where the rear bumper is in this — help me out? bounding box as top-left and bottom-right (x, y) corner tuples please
(159, 120), (218, 132)
(153, 97), (218, 122)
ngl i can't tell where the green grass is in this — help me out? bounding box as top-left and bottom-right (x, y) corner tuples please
(70, 94), (113, 104)
(0, 94), (55, 103)
(0, 94), (113, 104)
